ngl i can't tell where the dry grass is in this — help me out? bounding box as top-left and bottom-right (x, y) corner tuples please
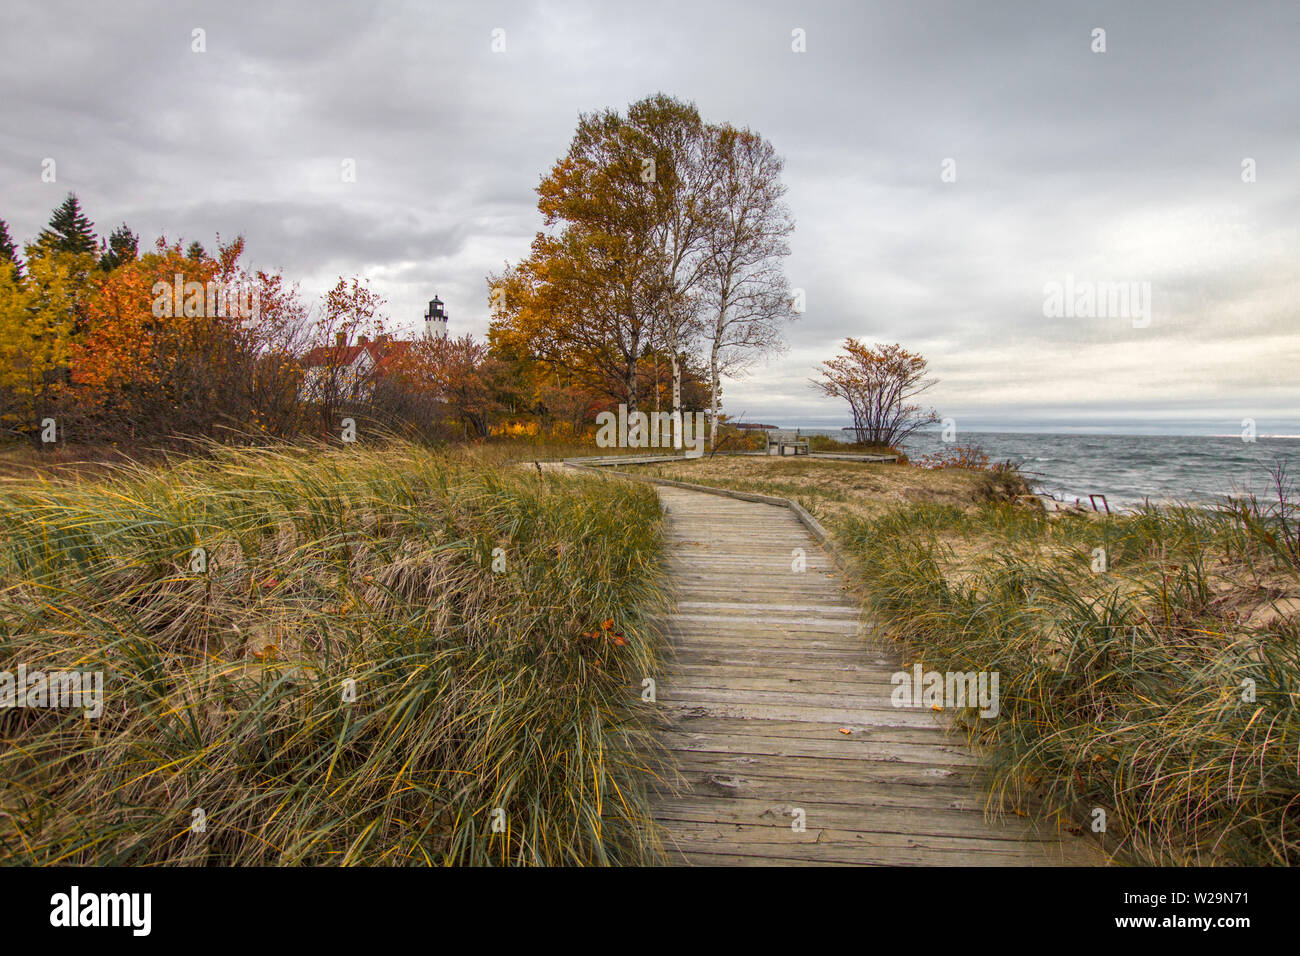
(839, 500), (1300, 865)
(641, 454), (1010, 522)
(0, 440), (669, 865)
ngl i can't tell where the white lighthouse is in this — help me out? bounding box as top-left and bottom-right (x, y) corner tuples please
(423, 295), (448, 340)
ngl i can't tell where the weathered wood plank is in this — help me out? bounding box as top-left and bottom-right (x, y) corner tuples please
(653, 798), (1032, 840)
(656, 699), (947, 727)
(652, 774), (988, 812)
(659, 730), (979, 766)
(650, 716), (979, 747)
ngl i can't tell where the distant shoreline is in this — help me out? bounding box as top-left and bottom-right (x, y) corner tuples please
(787, 428), (1298, 510)
(789, 427), (1300, 441)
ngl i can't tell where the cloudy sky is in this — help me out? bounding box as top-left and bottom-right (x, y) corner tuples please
(3, 0), (1297, 434)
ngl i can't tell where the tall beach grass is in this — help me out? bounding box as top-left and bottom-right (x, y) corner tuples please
(0, 441), (668, 865)
(838, 496), (1300, 865)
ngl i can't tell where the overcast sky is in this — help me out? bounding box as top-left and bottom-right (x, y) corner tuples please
(3, 0), (1296, 434)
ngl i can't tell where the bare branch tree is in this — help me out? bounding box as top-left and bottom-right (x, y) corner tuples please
(628, 95), (715, 445)
(811, 340), (939, 448)
(700, 124), (796, 445)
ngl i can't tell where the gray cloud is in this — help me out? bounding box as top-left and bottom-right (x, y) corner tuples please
(2, 0), (1296, 431)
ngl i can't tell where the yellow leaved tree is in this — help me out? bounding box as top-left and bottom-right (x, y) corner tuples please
(0, 249), (86, 438)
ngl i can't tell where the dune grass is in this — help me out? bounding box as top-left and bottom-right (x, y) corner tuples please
(837, 494), (1300, 865)
(0, 441), (669, 865)
(639, 454), (1017, 522)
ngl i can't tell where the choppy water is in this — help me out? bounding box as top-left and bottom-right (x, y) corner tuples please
(801, 429), (1299, 510)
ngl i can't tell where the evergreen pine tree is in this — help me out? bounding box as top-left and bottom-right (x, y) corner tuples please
(99, 223), (140, 271)
(35, 193), (98, 256)
(186, 240), (206, 261)
(0, 218), (22, 280)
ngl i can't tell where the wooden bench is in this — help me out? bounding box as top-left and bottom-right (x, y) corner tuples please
(764, 429), (809, 456)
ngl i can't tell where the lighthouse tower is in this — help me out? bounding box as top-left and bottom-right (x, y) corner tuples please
(423, 295), (448, 340)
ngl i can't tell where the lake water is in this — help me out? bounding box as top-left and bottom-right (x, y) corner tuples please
(799, 429), (1300, 510)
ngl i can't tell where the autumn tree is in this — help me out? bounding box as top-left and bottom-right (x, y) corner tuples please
(301, 277), (389, 434)
(523, 100), (669, 413)
(489, 227), (657, 410)
(151, 238), (290, 442)
(534, 379), (610, 438)
(1, 201), (100, 440)
(0, 250), (81, 441)
(812, 340), (939, 447)
(425, 334), (502, 438)
(243, 269), (313, 438)
(493, 94), (795, 448)
(477, 322), (609, 439)
(494, 96), (715, 423)
(532, 94), (718, 439)
(70, 235), (294, 444)
(378, 332), (505, 439)
(74, 240), (217, 438)
(622, 95), (716, 439)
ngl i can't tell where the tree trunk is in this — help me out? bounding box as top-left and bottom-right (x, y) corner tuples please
(668, 322), (682, 449)
(708, 339), (721, 447)
(670, 352), (682, 449)
(653, 350), (660, 413)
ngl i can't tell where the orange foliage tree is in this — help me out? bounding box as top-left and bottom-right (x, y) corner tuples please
(812, 340), (939, 447)
(73, 236), (307, 442)
(382, 334), (504, 439)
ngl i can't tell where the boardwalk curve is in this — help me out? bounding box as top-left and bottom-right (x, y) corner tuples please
(646, 483), (1102, 866)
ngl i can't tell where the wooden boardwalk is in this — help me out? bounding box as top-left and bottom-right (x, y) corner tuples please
(648, 485), (1102, 866)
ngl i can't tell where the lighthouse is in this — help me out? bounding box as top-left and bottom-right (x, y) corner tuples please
(423, 295), (448, 340)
